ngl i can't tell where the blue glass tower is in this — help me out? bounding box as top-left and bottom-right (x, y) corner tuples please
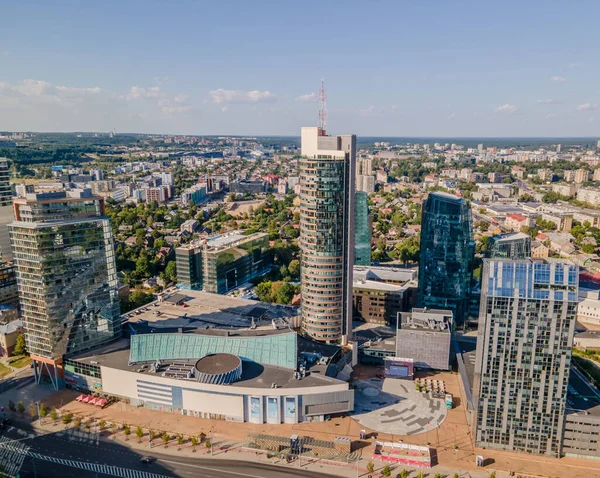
(417, 192), (474, 323)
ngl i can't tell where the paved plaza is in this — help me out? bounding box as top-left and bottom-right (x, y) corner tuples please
(351, 377), (447, 435)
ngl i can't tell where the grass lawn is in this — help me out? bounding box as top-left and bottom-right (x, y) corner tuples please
(7, 355), (32, 369)
(0, 362), (11, 378)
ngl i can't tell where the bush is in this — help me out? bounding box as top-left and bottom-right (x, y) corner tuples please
(50, 407), (59, 422)
(383, 464), (391, 477)
(205, 439), (211, 448)
(74, 416), (82, 428)
(28, 402), (37, 419)
(191, 436), (198, 448)
(98, 419), (106, 430)
(16, 401), (25, 414)
(124, 425), (131, 440)
(366, 461), (374, 473)
(39, 403), (48, 419)
(62, 413), (73, 425)
(136, 426), (143, 441)
(8, 401), (14, 412)
(162, 432), (170, 447)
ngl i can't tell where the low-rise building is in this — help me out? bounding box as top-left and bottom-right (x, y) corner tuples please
(396, 308), (452, 371)
(577, 187), (600, 206)
(577, 290), (600, 326)
(0, 316), (24, 357)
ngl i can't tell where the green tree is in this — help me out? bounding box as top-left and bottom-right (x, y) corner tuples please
(17, 401), (24, 414)
(366, 462), (374, 473)
(275, 282), (296, 304)
(135, 253), (151, 278)
(39, 403), (48, 419)
(13, 334), (27, 356)
(124, 425), (131, 440)
(382, 464), (391, 477)
(519, 193), (535, 202)
(50, 407), (59, 423)
(28, 402), (37, 419)
(434, 474), (443, 478)
(205, 439), (212, 448)
(489, 473), (496, 478)
(62, 413), (73, 425)
(395, 235), (420, 264)
(400, 470), (408, 478)
(163, 260), (177, 284)
(191, 436), (198, 450)
(162, 431), (170, 447)
(136, 426), (144, 442)
(7, 400), (14, 412)
(255, 281), (273, 303)
(417, 472), (424, 478)
(288, 259), (300, 279)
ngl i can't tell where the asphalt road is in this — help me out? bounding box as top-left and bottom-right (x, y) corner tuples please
(0, 424), (337, 478)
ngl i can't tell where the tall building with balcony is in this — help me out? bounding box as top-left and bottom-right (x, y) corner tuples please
(418, 192), (474, 323)
(9, 189), (121, 389)
(299, 127), (356, 343)
(0, 159), (14, 261)
(473, 258), (578, 456)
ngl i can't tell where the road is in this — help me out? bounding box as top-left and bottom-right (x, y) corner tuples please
(0, 423), (337, 478)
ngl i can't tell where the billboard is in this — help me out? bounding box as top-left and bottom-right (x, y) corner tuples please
(250, 397), (261, 420)
(267, 397), (278, 420)
(384, 357), (414, 380)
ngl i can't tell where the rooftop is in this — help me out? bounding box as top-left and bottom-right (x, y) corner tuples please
(176, 230), (267, 253)
(492, 232), (530, 243)
(123, 289), (298, 331)
(353, 265), (417, 284)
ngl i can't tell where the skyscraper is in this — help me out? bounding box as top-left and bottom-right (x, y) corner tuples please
(299, 126), (356, 343)
(9, 189), (121, 388)
(473, 258), (578, 456)
(418, 192), (474, 323)
(354, 191), (371, 266)
(0, 159), (13, 261)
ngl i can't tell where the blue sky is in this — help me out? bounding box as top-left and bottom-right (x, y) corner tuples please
(1, 0), (599, 136)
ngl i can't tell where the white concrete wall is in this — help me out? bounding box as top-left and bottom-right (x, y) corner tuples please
(181, 389), (243, 417)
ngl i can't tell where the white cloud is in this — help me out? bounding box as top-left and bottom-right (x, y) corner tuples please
(577, 103), (597, 111)
(124, 86), (160, 101)
(173, 94), (189, 103)
(495, 104), (517, 113)
(160, 105), (191, 115)
(545, 113), (559, 119)
(551, 76), (567, 83)
(295, 92), (316, 102)
(0, 79), (102, 107)
(209, 88), (276, 104)
(537, 99), (557, 104)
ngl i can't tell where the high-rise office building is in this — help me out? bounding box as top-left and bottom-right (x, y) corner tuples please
(299, 126), (356, 343)
(485, 232), (531, 260)
(473, 258), (578, 456)
(9, 189), (121, 389)
(0, 159), (12, 207)
(354, 192), (371, 266)
(417, 192), (474, 323)
(0, 159), (13, 261)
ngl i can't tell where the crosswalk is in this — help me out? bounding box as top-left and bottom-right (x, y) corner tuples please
(0, 436), (28, 477)
(0, 439), (173, 478)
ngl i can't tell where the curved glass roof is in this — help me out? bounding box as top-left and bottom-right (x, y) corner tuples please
(129, 332), (297, 370)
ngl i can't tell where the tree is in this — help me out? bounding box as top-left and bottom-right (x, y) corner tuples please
(453, 474), (460, 478)
(255, 281), (273, 303)
(417, 472), (424, 478)
(489, 473), (496, 478)
(288, 259), (300, 279)
(62, 413), (73, 425)
(13, 334), (26, 356)
(191, 436), (198, 450)
(434, 474), (443, 478)
(205, 439), (212, 449)
(519, 193), (535, 202)
(135, 253), (151, 278)
(28, 402), (37, 419)
(136, 426), (144, 442)
(366, 461), (374, 473)
(275, 282), (295, 305)
(395, 235), (420, 264)
(74, 416), (82, 428)
(39, 403), (48, 419)
(8, 400), (15, 412)
(177, 435), (184, 449)
(124, 425), (131, 440)
(163, 261), (177, 284)
(50, 407), (59, 423)
(382, 464), (391, 477)
(400, 470), (408, 478)
(16, 401), (24, 414)
(162, 431), (170, 447)
(98, 419), (106, 430)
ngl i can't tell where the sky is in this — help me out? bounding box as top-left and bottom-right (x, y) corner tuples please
(1, 0), (600, 137)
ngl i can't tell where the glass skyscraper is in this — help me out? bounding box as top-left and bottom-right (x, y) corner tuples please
(9, 189), (121, 388)
(417, 192), (474, 323)
(473, 258), (578, 456)
(354, 191), (371, 266)
(299, 127), (356, 343)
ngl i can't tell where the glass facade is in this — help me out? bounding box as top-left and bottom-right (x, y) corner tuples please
(486, 232), (531, 260)
(9, 193), (121, 360)
(299, 154), (352, 342)
(354, 191), (371, 266)
(0, 160), (11, 207)
(176, 233), (271, 294)
(418, 192), (474, 323)
(473, 259), (578, 456)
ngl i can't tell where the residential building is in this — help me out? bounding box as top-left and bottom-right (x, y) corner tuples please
(299, 126), (356, 343)
(577, 187), (600, 206)
(552, 184), (578, 197)
(175, 231), (272, 293)
(564, 170), (577, 182)
(575, 169), (590, 184)
(396, 308), (452, 371)
(593, 168), (600, 182)
(485, 232), (531, 259)
(0, 317), (24, 357)
(0, 261), (19, 308)
(473, 258), (578, 456)
(418, 192), (474, 324)
(181, 183), (207, 206)
(577, 290), (600, 326)
(504, 213), (531, 232)
(146, 185), (172, 203)
(531, 241), (549, 258)
(0, 159), (12, 207)
(354, 192), (371, 266)
(0, 160), (13, 261)
(180, 219), (198, 234)
(9, 189), (121, 389)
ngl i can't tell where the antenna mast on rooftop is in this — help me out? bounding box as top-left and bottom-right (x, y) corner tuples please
(318, 78), (327, 136)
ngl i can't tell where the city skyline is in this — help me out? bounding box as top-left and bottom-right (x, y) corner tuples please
(1, 1), (600, 136)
